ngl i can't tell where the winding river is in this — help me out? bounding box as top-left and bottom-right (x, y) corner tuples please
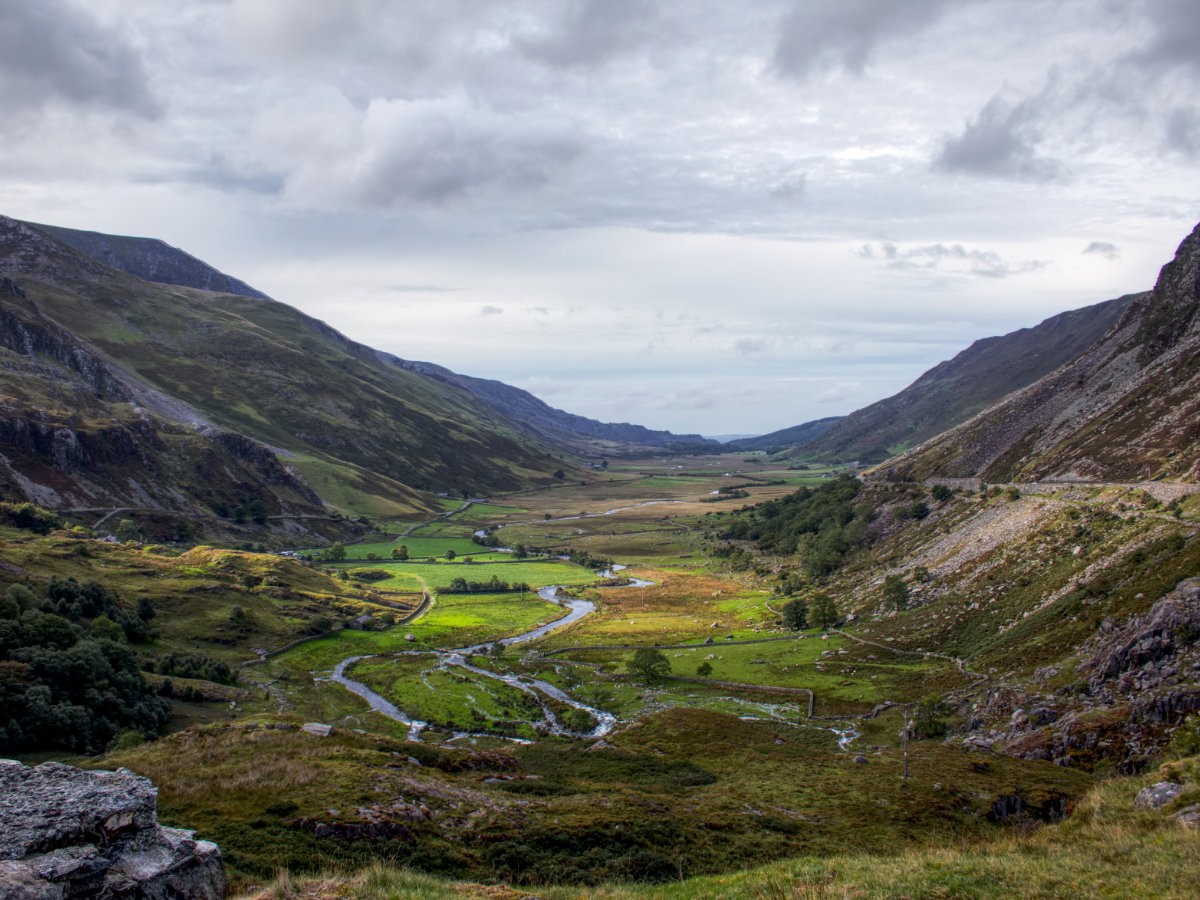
(329, 582), (628, 743)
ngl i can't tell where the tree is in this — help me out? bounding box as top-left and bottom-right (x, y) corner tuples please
(445, 549), (457, 560)
(781, 598), (808, 630)
(912, 694), (951, 740)
(553, 469), (565, 480)
(114, 518), (140, 543)
(628, 647), (671, 683)
(326, 542), (347, 562)
(392, 545), (408, 560)
(883, 575), (909, 611)
(514, 543), (529, 559)
(696, 661), (713, 678)
(931, 484), (952, 502)
(809, 593), (840, 629)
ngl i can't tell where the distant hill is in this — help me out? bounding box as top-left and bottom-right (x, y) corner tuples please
(30, 222), (269, 299)
(393, 359), (718, 455)
(872, 219), (1200, 483)
(726, 417), (842, 453)
(798, 294), (1135, 464)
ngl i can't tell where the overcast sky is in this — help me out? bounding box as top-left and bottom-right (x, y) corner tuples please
(3, 0), (1198, 435)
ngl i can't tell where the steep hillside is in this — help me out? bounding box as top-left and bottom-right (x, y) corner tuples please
(874, 220), (1200, 483)
(0, 216), (572, 530)
(797, 294), (1134, 463)
(30, 221), (268, 299)
(28, 218), (713, 458)
(726, 416), (842, 453)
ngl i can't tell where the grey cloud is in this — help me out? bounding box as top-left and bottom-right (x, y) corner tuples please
(517, 0), (661, 69)
(769, 171), (807, 200)
(0, 0), (159, 117)
(734, 337), (768, 355)
(774, 0), (960, 79)
(296, 97), (585, 208)
(479, 305), (504, 317)
(1129, 0), (1200, 75)
(934, 94), (1065, 183)
(860, 242), (1045, 279)
(1166, 107), (1200, 156)
(1082, 241), (1119, 260)
(131, 154), (284, 195)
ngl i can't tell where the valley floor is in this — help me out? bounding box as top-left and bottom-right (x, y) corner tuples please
(15, 453), (1198, 894)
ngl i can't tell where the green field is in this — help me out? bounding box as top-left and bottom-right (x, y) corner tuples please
(336, 558), (601, 592)
(349, 655), (544, 740)
(332, 536), (507, 560)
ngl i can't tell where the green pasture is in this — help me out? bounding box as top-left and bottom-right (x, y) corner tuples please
(337, 536), (506, 560)
(346, 558), (600, 592)
(269, 590), (564, 675)
(349, 655), (543, 740)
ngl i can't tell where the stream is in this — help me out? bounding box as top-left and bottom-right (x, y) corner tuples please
(329, 582), (629, 743)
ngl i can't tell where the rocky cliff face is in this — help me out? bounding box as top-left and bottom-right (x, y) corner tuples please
(0, 759), (226, 898)
(872, 220), (1200, 483)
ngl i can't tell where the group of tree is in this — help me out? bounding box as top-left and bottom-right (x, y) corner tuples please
(719, 475), (871, 578)
(0, 502), (60, 534)
(566, 548), (612, 570)
(150, 651), (233, 685)
(781, 593), (841, 630)
(445, 576), (532, 594)
(0, 581), (170, 754)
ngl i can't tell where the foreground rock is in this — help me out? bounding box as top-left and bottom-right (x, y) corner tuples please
(0, 759), (225, 898)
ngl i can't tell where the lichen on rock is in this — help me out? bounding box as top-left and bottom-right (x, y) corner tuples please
(0, 759), (225, 898)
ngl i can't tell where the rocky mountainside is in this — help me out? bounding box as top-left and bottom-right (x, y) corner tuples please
(29, 220), (268, 299)
(873, 220), (1200, 483)
(791, 294), (1135, 464)
(0, 759), (225, 898)
(726, 416), (842, 453)
(27, 218), (713, 458)
(0, 214), (578, 535)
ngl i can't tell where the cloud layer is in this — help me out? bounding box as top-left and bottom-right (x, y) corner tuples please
(3, 0), (1198, 433)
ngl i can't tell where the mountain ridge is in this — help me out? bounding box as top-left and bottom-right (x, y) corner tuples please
(871, 219), (1200, 483)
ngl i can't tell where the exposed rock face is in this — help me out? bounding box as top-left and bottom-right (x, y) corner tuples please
(0, 759), (225, 899)
(1081, 578), (1200, 693)
(960, 579), (1200, 772)
(873, 219), (1200, 483)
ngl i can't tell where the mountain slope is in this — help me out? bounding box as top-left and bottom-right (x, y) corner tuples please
(873, 219), (1200, 482)
(796, 294), (1135, 463)
(726, 416), (842, 453)
(30, 221), (269, 299)
(0, 215), (575, 529)
(29, 220), (713, 457)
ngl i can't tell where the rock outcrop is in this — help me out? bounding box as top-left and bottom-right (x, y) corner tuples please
(0, 759), (225, 899)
